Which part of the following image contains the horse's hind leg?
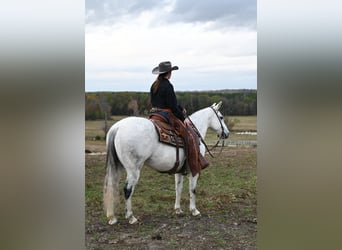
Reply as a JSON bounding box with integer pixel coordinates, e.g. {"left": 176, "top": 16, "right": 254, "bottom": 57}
{"left": 124, "top": 169, "right": 141, "bottom": 224}
{"left": 189, "top": 174, "right": 201, "bottom": 216}
{"left": 174, "top": 173, "right": 184, "bottom": 214}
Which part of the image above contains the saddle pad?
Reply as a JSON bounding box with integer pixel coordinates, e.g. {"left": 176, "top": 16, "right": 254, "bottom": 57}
{"left": 150, "top": 115, "right": 185, "bottom": 148}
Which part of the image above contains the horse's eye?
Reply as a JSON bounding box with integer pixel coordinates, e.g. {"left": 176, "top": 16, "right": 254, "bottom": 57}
{"left": 220, "top": 116, "right": 223, "bottom": 120}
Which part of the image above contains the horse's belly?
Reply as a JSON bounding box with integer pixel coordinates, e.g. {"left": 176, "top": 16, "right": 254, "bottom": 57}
{"left": 145, "top": 145, "right": 186, "bottom": 172}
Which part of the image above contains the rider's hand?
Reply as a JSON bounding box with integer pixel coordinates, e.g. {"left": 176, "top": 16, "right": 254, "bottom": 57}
{"left": 184, "top": 118, "right": 192, "bottom": 127}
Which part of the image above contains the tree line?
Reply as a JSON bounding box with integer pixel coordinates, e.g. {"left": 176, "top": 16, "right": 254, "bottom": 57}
{"left": 85, "top": 90, "right": 257, "bottom": 120}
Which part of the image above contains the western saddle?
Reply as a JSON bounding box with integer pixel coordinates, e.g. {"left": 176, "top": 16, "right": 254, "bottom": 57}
{"left": 149, "top": 108, "right": 209, "bottom": 176}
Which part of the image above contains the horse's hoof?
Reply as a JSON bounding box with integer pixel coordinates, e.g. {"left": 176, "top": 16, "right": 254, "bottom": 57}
{"left": 191, "top": 209, "right": 201, "bottom": 216}
{"left": 129, "top": 216, "right": 138, "bottom": 224}
{"left": 108, "top": 217, "right": 118, "bottom": 225}
{"left": 175, "top": 208, "right": 184, "bottom": 215}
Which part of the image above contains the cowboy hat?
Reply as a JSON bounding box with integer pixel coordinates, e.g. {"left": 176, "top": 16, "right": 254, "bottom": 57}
{"left": 152, "top": 61, "right": 179, "bottom": 74}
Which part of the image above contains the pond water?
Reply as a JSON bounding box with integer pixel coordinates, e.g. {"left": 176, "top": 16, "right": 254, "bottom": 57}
{"left": 236, "top": 131, "right": 257, "bottom": 135}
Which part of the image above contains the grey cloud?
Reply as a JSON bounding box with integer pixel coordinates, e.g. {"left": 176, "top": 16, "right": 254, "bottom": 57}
{"left": 86, "top": 0, "right": 256, "bottom": 29}
{"left": 170, "top": 0, "right": 256, "bottom": 29}
{"left": 86, "top": 0, "right": 164, "bottom": 24}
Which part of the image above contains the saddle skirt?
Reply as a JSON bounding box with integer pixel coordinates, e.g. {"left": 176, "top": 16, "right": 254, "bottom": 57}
{"left": 149, "top": 114, "right": 185, "bottom": 148}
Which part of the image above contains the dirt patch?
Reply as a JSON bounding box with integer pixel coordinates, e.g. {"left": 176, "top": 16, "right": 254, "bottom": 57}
{"left": 86, "top": 211, "right": 256, "bottom": 249}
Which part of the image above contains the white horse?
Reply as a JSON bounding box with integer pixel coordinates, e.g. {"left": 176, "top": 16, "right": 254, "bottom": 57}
{"left": 103, "top": 101, "right": 229, "bottom": 225}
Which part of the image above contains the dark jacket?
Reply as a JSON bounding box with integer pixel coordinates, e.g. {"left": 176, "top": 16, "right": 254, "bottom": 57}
{"left": 150, "top": 78, "right": 185, "bottom": 121}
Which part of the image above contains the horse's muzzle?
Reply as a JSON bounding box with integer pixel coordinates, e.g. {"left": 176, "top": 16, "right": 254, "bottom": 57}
{"left": 218, "top": 132, "right": 229, "bottom": 139}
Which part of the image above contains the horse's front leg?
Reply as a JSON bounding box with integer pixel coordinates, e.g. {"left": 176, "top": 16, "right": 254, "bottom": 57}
{"left": 174, "top": 173, "right": 184, "bottom": 214}
{"left": 189, "top": 174, "right": 201, "bottom": 216}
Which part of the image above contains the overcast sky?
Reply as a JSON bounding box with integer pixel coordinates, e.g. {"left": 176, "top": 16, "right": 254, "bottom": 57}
{"left": 85, "top": 0, "right": 256, "bottom": 92}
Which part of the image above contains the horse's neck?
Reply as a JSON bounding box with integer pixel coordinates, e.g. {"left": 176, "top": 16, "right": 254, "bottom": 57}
{"left": 189, "top": 108, "right": 210, "bottom": 139}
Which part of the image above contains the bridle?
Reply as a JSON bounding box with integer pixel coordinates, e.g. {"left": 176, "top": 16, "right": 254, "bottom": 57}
{"left": 187, "top": 107, "right": 228, "bottom": 158}
{"left": 210, "top": 106, "right": 227, "bottom": 140}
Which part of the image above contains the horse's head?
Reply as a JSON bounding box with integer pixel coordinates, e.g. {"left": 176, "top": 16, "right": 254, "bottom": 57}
{"left": 209, "top": 101, "right": 229, "bottom": 139}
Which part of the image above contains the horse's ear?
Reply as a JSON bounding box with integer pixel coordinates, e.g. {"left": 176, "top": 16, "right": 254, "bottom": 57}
{"left": 213, "top": 101, "right": 222, "bottom": 110}
{"left": 211, "top": 103, "right": 216, "bottom": 108}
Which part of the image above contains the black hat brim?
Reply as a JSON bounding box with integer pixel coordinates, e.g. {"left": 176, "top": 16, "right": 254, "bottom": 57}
{"left": 152, "top": 66, "right": 179, "bottom": 74}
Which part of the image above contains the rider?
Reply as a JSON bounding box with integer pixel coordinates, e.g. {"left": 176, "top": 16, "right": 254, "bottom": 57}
{"left": 149, "top": 61, "right": 209, "bottom": 176}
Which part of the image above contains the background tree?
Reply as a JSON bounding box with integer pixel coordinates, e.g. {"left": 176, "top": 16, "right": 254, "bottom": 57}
{"left": 85, "top": 90, "right": 257, "bottom": 119}
{"left": 99, "top": 94, "right": 111, "bottom": 138}
{"left": 127, "top": 99, "right": 139, "bottom": 116}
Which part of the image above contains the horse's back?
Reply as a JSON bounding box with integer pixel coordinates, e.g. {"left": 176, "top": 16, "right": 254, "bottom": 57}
{"left": 111, "top": 116, "right": 154, "bottom": 133}
{"left": 108, "top": 117, "right": 157, "bottom": 159}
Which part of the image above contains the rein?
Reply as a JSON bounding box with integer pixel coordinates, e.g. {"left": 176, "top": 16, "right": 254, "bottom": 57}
{"left": 208, "top": 106, "right": 227, "bottom": 156}
{"left": 186, "top": 107, "right": 227, "bottom": 158}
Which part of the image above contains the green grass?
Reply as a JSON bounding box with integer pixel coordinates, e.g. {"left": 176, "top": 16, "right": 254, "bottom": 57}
{"left": 228, "top": 116, "right": 257, "bottom": 131}
{"left": 86, "top": 147, "right": 256, "bottom": 219}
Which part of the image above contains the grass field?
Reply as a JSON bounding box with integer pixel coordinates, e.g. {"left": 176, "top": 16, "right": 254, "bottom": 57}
{"left": 85, "top": 115, "right": 257, "bottom": 249}
{"left": 228, "top": 116, "right": 257, "bottom": 131}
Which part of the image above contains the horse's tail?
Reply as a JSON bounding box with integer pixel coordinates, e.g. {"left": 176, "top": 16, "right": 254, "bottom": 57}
{"left": 103, "top": 127, "right": 121, "bottom": 223}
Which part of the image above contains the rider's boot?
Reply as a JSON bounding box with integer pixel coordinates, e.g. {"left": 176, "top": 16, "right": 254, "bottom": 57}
{"left": 198, "top": 154, "right": 210, "bottom": 170}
